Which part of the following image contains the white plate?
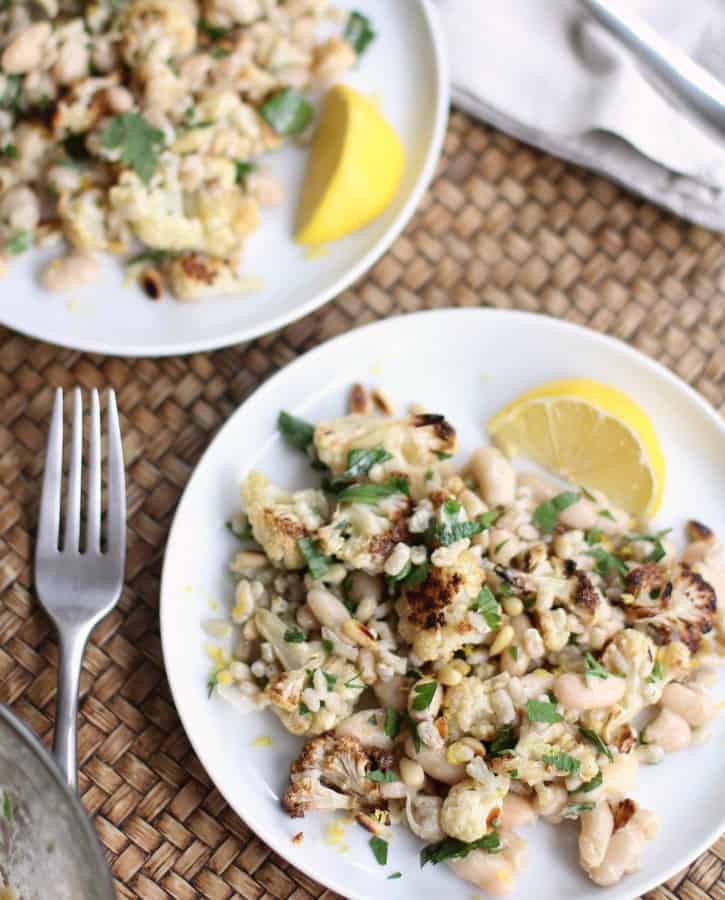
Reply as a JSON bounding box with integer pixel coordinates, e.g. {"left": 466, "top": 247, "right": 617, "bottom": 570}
{"left": 0, "top": 1, "right": 447, "bottom": 357}
{"left": 160, "top": 309, "right": 725, "bottom": 900}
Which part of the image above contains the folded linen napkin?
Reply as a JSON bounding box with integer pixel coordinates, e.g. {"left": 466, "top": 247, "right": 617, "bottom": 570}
{"left": 438, "top": 0, "right": 725, "bottom": 230}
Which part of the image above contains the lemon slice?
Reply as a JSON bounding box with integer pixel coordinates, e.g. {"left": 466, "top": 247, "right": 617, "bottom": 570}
{"left": 296, "top": 84, "right": 405, "bottom": 245}
{"left": 487, "top": 378, "right": 665, "bottom": 517}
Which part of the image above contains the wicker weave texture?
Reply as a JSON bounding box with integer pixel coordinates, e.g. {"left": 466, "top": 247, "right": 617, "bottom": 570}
{"left": 0, "top": 111, "right": 723, "bottom": 899}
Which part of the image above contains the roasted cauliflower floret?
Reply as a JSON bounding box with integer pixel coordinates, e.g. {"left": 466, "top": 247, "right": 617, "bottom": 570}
{"left": 440, "top": 771, "right": 509, "bottom": 843}
{"left": 282, "top": 734, "right": 396, "bottom": 818}
{"left": 490, "top": 721, "right": 598, "bottom": 786}
{"left": 444, "top": 676, "right": 494, "bottom": 740}
{"left": 397, "top": 550, "right": 485, "bottom": 662}
{"left": 166, "top": 253, "right": 260, "bottom": 301}
{"left": 317, "top": 493, "right": 411, "bottom": 575}
{"left": 241, "top": 471, "right": 328, "bottom": 569}
{"left": 623, "top": 563, "right": 716, "bottom": 652}
{"left": 313, "top": 413, "right": 457, "bottom": 497}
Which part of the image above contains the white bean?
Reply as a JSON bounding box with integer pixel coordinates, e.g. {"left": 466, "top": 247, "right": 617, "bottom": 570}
{"left": 40, "top": 254, "right": 99, "bottom": 292}
{"left": 2, "top": 22, "right": 51, "bottom": 74}
{"left": 602, "top": 753, "right": 639, "bottom": 799}
{"left": 661, "top": 682, "right": 716, "bottom": 727}
{"left": 449, "top": 845, "right": 518, "bottom": 896}
{"left": 579, "top": 801, "right": 614, "bottom": 871}
{"left": 373, "top": 674, "right": 410, "bottom": 712}
{"left": 559, "top": 497, "right": 597, "bottom": 531}
{"left": 554, "top": 673, "right": 626, "bottom": 710}
{"left": 399, "top": 757, "right": 425, "bottom": 790}
{"left": 589, "top": 824, "right": 646, "bottom": 886}
{"left": 335, "top": 709, "right": 393, "bottom": 749}
{"left": 408, "top": 679, "right": 442, "bottom": 721}
{"left": 106, "top": 85, "right": 134, "bottom": 114}
{"left": 0, "top": 185, "right": 39, "bottom": 231}
{"left": 404, "top": 737, "right": 466, "bottom": 785}
{"left": 534, "top": 782, "right": 567, "bottom": 818}
{"left": 469, "top": 447, "right": 516, "bottom": 506}
{"left": 53, "top": 37, "right": 89, "bottom": 84}
{"left": 489, "top": 528, "right": 520, "bottom": 565}
{"left": 516, "top": 472, "right": 557, "bottom": 503}
{"left": 306, "top": 586, "right": 349, "bottom": 629}
{"left": 500, "top": 794, "right": 537, "bottom": 830}
{"left": 643, "top": 708, "right": 692, "bottom": 752}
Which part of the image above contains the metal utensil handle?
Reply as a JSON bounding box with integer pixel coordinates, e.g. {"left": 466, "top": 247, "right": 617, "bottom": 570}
{"left": 53, "top": 624, "right": 91, "bottom": 792}
{"left": 580, "top": 0, "right": 725, "bottom": 138}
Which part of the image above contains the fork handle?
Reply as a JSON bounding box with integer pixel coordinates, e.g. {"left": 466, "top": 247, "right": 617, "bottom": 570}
{"left": 53, "top": 625, "right": 91, "bottom": 792}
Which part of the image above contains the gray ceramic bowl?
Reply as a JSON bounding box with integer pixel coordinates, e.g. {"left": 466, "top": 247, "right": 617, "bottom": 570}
{"left": 0, "top": 706, "right": 115, "bottom": 899}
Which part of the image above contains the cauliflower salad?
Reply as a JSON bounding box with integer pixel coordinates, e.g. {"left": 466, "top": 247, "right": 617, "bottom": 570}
{"left": 0, "top": 0, "right": 370, "bottom": 300}
{"left": 206, "top": 383, "right": 725, "bottom": 895}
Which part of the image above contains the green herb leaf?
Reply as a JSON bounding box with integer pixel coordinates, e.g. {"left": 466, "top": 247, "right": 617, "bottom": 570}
{"left": 388, "top": 561, "right": 428, "bottom": 596}
{"left": 576, "top": 772, "right": 603, "bottom": 793}
{"left": 128, "top": 249, "right": 174, "bottom": 267}
{"left": 0, "top": 75, "right": 21, "bottom": 111}
{"left": 420, "top": 832, "right": 501, "bottom": 867}
{"left": 322, "top": 638, "right": 334, "bottom": 653}
{"left": 580, "top": 486, "right": 597, "bottom": 502}
{"left": 344, "top": 10, "right": 376, "bottom": 56}
{"left": 198, "top": 18, "right": 227, "bottom": 40}
{"left": 532, "top": 491, "right": 580, "bottom": 533}
{"left": 6, "top": 228, "right": 30, "bottom": 255}
{"left": 585, "top": 528, "right": 604, "bottom": 546}
{"left": 487, "top": 726, "right": 517, "bottom": 757}
{"left": 435, "top": 451, "right": 453, "bottom": 460}
{"left": 368, "top": 714, "right": 378, "bottom": 725}
{"left": 261, "top": 87, "right": 314, "bottom": 135}
{"left": 297, "top": 537, "right": 333, "bottom": 580}
{"left": 284, "top": 628, "right": 305, "bottom": 643}
{"left": 337, "top": 477, "right": 409, "bottom": 504}
{"left": 207, "top": 673, "right": 218, "bottom": 698}
{"left": 2, "top": 790, "right": 12, "bottom": 822}
{"left": 543, "top": 750, "right": 580, "bottom": 774}
{"left": 598, "top": 509, "right": 615, "bottom": 521}
{"left": 586, "top": 546, "right": 628, "bottom": 580}
{"left": 579, "top": 726, "right": 613, "bottom": 761}
{"left": 471, "top": 585, "right": 501, "bottom": 629}
{"left": 562, "top": 802, "right": 595, "bottom": 819}
{"left": 646, "top": 659, "right": 664, "bottom": 685}
{"left": 411, "top": 681, "right": 437, "bottom": 711}
{"left": 434, "top": 508, "right": 499, "bottom": 546}
{"left": 330, "top": 447, "right": 393, "bottom": 489}
{"left": 625, "top": 529, "right": 672, "bottom": 564}
{"left": 402, "top": 712, "right": 421, "bottom": 752}
{"left": 101, "top": 113, "right": 164, "bottom": 183}
{"left": 584, "top": 652, "right": 609, "bottom": 680}
{"left": 298, "top": 702, "right": 312, "bottom": 716}
{"left": 509, "top": 646, "right": 519, "bottom": 660}
{"left": 1, "top": 143, "right": 18, "bottom": 159}
{"left": 384, "top": 708, "right": 401, "bottom": 739}
{"left": 387, "top": 872, "right": 402, "bottom": 880}
{"left": 368, "top": 769, "right": 398, "bottom": 783}
{"left": 526, "top": 699, "right": 562, "bottom": 724}
{"left": 235, "top": 160, "right": 256, "bottom": 188}
{"left": 344, "top": 673, "right": 365, "bottom": 690}
{"left": 211, "top": 45, "right": 231, "bottom": 58}
{"left": 369, "top": 836, "right": 388, "bottom": 865}
{"left": 278, "top": 410, "right": 315, "bottom": 453}
{"left": 322, "top": 672, "right": 337, "bottom": 689}
{"left": 226, "top": 518, "right": 254, "bottom": 541}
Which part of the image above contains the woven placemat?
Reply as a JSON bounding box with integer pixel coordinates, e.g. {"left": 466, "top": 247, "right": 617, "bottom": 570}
{"left": 1, "top": 109, "right": 724, "bottom": 900}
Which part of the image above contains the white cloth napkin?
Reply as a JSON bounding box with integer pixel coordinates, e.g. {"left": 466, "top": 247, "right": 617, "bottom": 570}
{"left": 438, "top": 0, "right": 725, "bottom": 230}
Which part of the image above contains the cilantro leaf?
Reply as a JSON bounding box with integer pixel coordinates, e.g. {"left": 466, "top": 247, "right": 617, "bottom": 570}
{"left": 543, "top": 750, "right": 580, "bottom": 774}
{"left": 101, "top": 113, "right": 164, "bottom": 183}
{"left": 235, "top": 160, "right": 256, "bottom": 188}
{"left": 261, "top": 88, "right": 314, "bottom": 135}
{"left": 625, "top": 529, "right": 672, "bottom": 564}
{"left": 411, "top": 681, "right": 437, "bottom": 711}
{"left": 471, "top": 585, "right": 501, "bottom": 629}
{"left": 389, "top": 560, "right": 428, "bottom": 594}
{"left": 328, "top": 447, "right": 393, "bottom": 490}
{"left": 433, "top": 501, "right": 499, "bottom": 546}
{"left": 420, "top": 832, "right": 501, "bottom": 866}
{"left": 383, "top": 708, "right": 401, "bottom": 738}
{"left": 532, "top": 491, "right": 580, "bottom": 533}
{"left": 584, "top": 652, "right": 610, "bottom": 680}
{"left": 322, "top": 638, "right": 334, "bottom": 653}
{"left": 487, "top": 726, "right": 517, "bottom": 757}
{"left": 576, "top": 772, "right": 603, "bottom": 793}
{"left": 368, "top": 769, "right": 398, "bottom": 783}
{"left": 337, "top": 477, "right": 409, "bottom": 504}
{"left": 207, "top": 673, "right": 218, "bottom": 698}
{"left": 579, "top": 726, "right": 613, "bottom": 761}
{"left": 435, "top": 451, "right": 453, "bottom": 460}
{"left": 226, "top": 518, "right": 253, "bottom": 541}
{"left": 526, "top": 699, "right": 562, "bottom": 723}
{"left": 388, "top": 872, "right": 402, "bottom": 880}
{"left": 278, "top": 410, "right": 315, "bottom": 453}
{"left": 344, "top": 11, "right": 376, "bottom": 56}
{"left": 586, "top": 546, "right": 628, "bottom": 580}
{"left": 585, "top": 527, "right": 604, "bottom": 546}
{"left": 323, "top": 672, "right": 337, "bottom": 689}
{"left": 369, "top": 836, "right": 388, "bottom": 865}
{"left": 402, "top": 712, "right": 421, "bottom": 752}
{"left": 284, "top": 628, "right": 305, "bottom": 643}
{"left": 297, "top": 537, "right": 333, "bottom": 580}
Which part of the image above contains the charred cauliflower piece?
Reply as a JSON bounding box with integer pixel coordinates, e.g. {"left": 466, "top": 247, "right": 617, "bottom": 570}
{"left": 317, "top": 494, "right": 411, "bottom": 575}
{"left": 397, "top": 550, "right": 485, "bottom": 662}
{"left": 623, "top": 563, "right": 716, "bottom": 652}
{"left": 241, "top": 471, "right": 328, "bottom": 569}
{"left": 313, "top": 413, "right": 457, "bottom": 497}
{"left": 440, "top": 773, "right": 509, "bottom": 843}
{"left": 283, "top": 733, "right": 397, "bottom": 818}
{"left": 445, "top": 676, "right": 495, "bottom": 740}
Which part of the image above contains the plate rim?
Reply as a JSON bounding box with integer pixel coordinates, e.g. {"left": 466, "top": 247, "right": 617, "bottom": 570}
{"left": 160, "top": 307, "right": 725, "bottom": 899}
{"left": 0, "top": 0, "right": 449, "bottom": 358}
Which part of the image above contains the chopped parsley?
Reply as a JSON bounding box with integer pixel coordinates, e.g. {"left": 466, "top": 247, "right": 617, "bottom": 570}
{"left": 369, "top": 835, "right": 388, "bottom": 865}
{"left": 368, "top": 769, "right": 398, "bottom": 783}
{"left": 532, "top": 491, "right": 580, "bottom": 533}
{"left": 420, "top": 832, "right": 501, "bottom": 866}
{"left": 585, "top": 527, "right": 604, "bottom": 546}
{"left": 2, "top": 790, "right": 12, "bottom": 822}
{"left": 646, "top": 659, "right": 664, "bottom": 685}
{"left": 284, "top": 628, "right": 305, "bottom": 643}
{"left": 387, "top": 872, "right": 402, "bottom": 880}
{"left": 337, "top": 477, "right": 409, "bottom": 504}
{"left": 211, "top": 46, "right": 231, "bottom": 58}
{"left": 388, "top": 560, "right": 429, "bottom": 595}
{"left": 344, "top": 673, "right": 365, "bottom": 690}
{"left": 329, "top": 447, "right": 393, "bottom": 490}
{"left": 543, "top": 750, "right": 580, "bottom": 774}
{"left": 344, "top": 10, "right": 376, "bottom": 56}
{"left": 322, "top": 672, "right": 337, "bottom": 689}
{"left": 298, "top": 702, "right": 312, "bottom": 716}
{"left": 487, "top": 726, "right": 517, "bottom": 757}
{"left": 526, "top": 699, "right": 562, "bottom": 724}
{"left": 322, "top": 638, "right": 334, "bottom": 654}
{"left": 6, "top": 228, "right": 30, "bottom": 255}
{"left": 576, "top": 772, "right": 603, "bottom": 793}
{"left": 198, "top": 19, "right": 227, "bottom": 40}
{"left": 433, "top": 499, "right": 499, "bottom": 546}
{"left": 509, "top": 646, "right": 519, "bottom": 660}
{"left": 625, "top": 529, "right": 672, "bottom": 564}
{"left": 1, "top": 143, "right": 18, "bottom": 159}
{"left": 402, "top": 712, "right": 422, "bottom": 752}
{"left": 471, "top": 585, "right": 501, "bottom": 629}
{"left": 586, "top": 546, "right": 627, "bottom": 580}
{"left": 384, "top": 708, "right": 401, "bottom": 738}
{"left": 127, "top": 248, "right": 174, "bottom": 267}
{"left": 207, "top": 673, "right": 218, "bottom": 698}
{"left": 101, "top": 112, "right": 164, "bottom": 183}
{"left": 411, "top": 681, "right": 437, "bottom": 711}
{"left": 493, "top": 539, "right": 509, "bottom": 554}
{"left": 297, "top": 537, "right": 333, "bottom": 580}
{"left": 234, "top": 160, "right": 256, "bottom": 189}
{"left": 0, "top": 75, "right": 21, "bottom": 112}
{"left": 562, "top": 802, "right": 595, "bottom": 819}
{"left": 584, "top": 652, "right": 609, "bottom": 680}
{"left": 598, "top": 509, "right": 615, "bottom": 521}
{"left": 580, "top": 486, "right": 597, "bottom": 502}
{"left": 226, "top": 518, "right": 253, "bottom": 541}
{"left": 368, "top": 715, "right": 378, "bottom": 726}
{"left": 261, "top": 88, "right": 314, "bottom": 135}
{"left": 278, "top": 410, "right": 315, "bottom": 454}
{"left": 435, "top": 451, "right": 453, "bottom": 460}
{"left": 579, "top": 726, "right": 613, "bottom": 761}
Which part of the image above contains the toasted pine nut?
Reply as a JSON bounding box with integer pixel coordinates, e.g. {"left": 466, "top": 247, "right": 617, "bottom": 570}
{"left": 489, "top": 625, "right": 515, "bottom": 657}
{"left": 438, "top": 663, "right": 463, "bottom": 687}
{"left": 399, "top": 757, "right": 425, "bottom": 789}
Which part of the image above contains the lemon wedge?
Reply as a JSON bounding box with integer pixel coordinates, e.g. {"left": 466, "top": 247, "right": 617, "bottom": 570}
{"left": 487, "top": 378, "right": 665, "bottom": 517}
{"left": 296, "top": 84, "right": 405, "bottom": 245}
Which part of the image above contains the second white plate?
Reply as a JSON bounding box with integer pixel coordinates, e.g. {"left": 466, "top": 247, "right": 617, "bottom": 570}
{"left": 160, "top": 309, "right": 725, "bottom": 900}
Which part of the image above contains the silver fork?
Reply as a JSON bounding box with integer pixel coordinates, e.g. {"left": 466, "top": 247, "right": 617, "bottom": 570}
{"left": 35, "top": 388, "right": 126, "bottom": 792}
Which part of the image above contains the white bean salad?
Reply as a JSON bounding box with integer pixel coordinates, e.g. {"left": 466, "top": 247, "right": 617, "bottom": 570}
{"left": 208, "top": 384, "right": 725, "bottom": 894}
{"left": 0, "top": 1, "right": 369, "bottom": 300}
